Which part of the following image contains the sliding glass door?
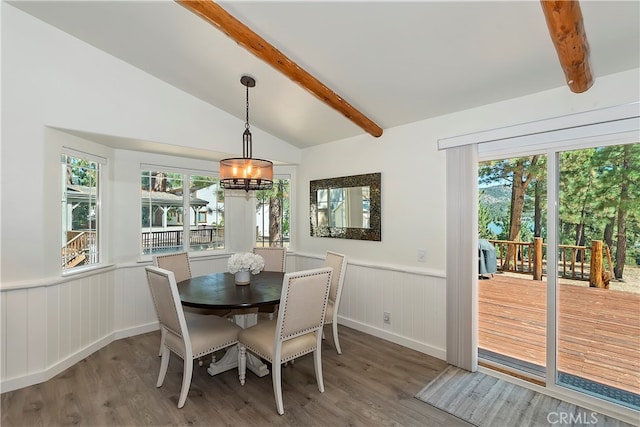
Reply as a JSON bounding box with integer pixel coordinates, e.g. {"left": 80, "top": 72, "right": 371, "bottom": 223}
{"left": 478, "top": 141, "right": 639, "bottom": 410}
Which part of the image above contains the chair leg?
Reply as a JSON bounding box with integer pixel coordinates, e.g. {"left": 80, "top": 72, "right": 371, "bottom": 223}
{"left": 158, "top": 327, "right": 166, "bottom": 357}
{"left": 332, "top": 321, "right": 342, "bottom": 354}
{"left": 272, "top": 360, "right": 284, "bottom": 415}
{"left": 157, "top": 346, "right": 170, "bottom": 387}
{"left": 238, "top": 344, "right": 247, "bottom": 386}
{"left": 177, "top": 357, "right": 193, "bottom": 408}
{"left": 313, "top": 348, "right": 325, "bottom": 393}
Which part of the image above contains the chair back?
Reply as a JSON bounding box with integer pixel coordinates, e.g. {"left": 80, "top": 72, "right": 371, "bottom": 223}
{"left": 145, "top": 266, "right": 187, "bottom": 341}
{"left": 253, "top": 247, "right": 286, "bottom": 273}
{"left": 154, "top": 252, "right": 192, "bottom": 283}
{"left": 323, "top": 251, "right": 347, "bottom": 303}
{"left": 276, "top": 267, "right": 333, "bottom": 341}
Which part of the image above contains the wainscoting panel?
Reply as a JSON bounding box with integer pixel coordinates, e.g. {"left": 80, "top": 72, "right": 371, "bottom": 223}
{"left": 113, "top": 267, "right": 156, "bottom": 336}
{"left": 1, "top": 268, "right": 117, "bottom": 393}
{"left": 1, "top": 254, "right": 446, "bottom": 392}
{"left": 294, "top": 253, "right": 447, "bottom": 359}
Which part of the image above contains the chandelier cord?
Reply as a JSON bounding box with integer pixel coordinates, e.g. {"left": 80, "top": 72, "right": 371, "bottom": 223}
{"left": 243, "top": 82, "right": 252, "bottom": 158}
{"left": 245, "top": 84, "right": 250, "bottom": 131}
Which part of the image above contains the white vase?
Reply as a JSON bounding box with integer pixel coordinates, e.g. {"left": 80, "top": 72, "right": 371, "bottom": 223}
{"left": 234, "top": 269, "right": 251, "bottom": 285}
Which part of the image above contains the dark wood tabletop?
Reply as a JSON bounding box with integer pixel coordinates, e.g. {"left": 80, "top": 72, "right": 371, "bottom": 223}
{"left": 177, "top": 271, "right": 284, "bottom": 309}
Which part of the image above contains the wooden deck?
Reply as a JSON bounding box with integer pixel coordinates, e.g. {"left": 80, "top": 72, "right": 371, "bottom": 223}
{"left": 478, "top": 273, "right": 640, "bottom": 394}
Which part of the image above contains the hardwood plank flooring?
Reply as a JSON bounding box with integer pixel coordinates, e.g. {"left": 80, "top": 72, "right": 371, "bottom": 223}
{"left": 1, "top": 326, "right": 470, "bottom": 427}
{"left": 479, "top": 274, "right": 640, "bottom": 393}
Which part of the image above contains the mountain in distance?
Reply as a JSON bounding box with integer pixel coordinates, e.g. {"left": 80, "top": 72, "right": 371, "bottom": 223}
{"left": 479, "top": 184, "right": 510, "bottom": 220}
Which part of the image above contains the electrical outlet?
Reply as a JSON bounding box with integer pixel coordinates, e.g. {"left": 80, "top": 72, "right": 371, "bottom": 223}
{"left": 383, "top": 312, "right": 391, "bottom": 324}
{"left": 417, "top": 248, "right": 426, "bottom": 262}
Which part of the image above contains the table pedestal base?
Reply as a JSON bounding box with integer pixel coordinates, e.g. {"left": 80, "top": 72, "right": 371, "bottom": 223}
{"left": 206, "top": 312, "right": 270, "bottom": 378}
{"left": 206, "top": 347, "right": 269, "bottom": 377}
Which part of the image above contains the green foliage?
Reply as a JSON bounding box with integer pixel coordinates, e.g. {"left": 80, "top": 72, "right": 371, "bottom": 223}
{"left": 478, "top": 193, "right": 498, "bottom": 239}
{"left": 65, "top": 156, "right": 97, "bottom": 187}
{"left": 256, "top": 179, "right": 290, "bottom": 244}
{"left": 479, "top": 143, "right": 640, "bottom": 273}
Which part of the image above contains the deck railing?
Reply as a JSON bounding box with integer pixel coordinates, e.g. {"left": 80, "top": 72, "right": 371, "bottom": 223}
{"left": 488, "top": 238, "right": 611, "bottom": 287}
{"left": 62, "top": 231, "right": 96, "bottom": 267}
{"left": 141, "top": 226, "right": 224, "bottom": 252}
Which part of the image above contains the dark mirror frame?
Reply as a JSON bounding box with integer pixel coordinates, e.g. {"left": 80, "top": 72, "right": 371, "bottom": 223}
{"left": 310, "top": 172, "right": 381, "bottom": 241}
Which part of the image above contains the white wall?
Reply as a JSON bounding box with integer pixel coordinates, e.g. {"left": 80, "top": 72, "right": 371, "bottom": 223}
{"left": 294, "top": 67, "right": 640, "bottom": 374}
{"left": 1, "top": 1, "right": 639, "bottom": 397}
{"left": 0, "top": 3, "right": 297, "bottom": 391}
{"left": 1, "top": 3, "right": 300, "bottom": 282}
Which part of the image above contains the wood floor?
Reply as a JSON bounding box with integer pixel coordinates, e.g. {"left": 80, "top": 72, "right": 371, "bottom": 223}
{"left": 479, "top": 273, "right": 640, "bottom": 393}
{"left": 1, "top": 326, "right": 471, "bottom": 427}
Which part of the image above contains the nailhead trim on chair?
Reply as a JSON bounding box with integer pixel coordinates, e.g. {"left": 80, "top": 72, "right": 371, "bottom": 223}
{"left": 279, "top": 272, "right": 329, "bottom": 341}
{"left": 192, "top": 339, "right": 239, "bottom": 358}
{"left": 242, "top": 341, "right": 317, "bottom": 364}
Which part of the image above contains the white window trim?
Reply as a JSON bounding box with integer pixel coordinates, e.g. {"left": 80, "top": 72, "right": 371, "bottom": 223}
{"left": 61, "top": 148, "right": 107, "bottom": 276}
{"left": 139, "top": 164, "right": 224, "bottom": 256}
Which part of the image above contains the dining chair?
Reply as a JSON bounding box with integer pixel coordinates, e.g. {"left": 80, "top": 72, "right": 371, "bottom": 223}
{"left": 237, "top": 267, "right": 333, "bottom": 415}
{"left": 153, "top": 252, "right": 192, "bottom": 283}
{"left": 253, "top": 247, "right": 286, "bottom": 320}
{"left": 253, "top": 246, "right": 286, "bottom": 272}
{"left": 153, "top": 252, "right": 232, "bottom": 357}
{"left": 145, "top": 266, "right": 242, "bottom": 408}
{"left": 322, "top": 251, "right": 348, "bottom": 354}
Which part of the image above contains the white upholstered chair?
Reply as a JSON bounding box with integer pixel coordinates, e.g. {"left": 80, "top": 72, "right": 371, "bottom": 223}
{"left": 253, "top": 247, "right": 286, "bottom": 319}
{"left": 322, "top": 251, "right": 348, "bottom": 354}
{"left": 145, "top": 266, "right": 242, "bottom": 408}
{"left": 153, "top": 252, "right": 192, "bottom": 283}
{"left": 153, "top": 252, "right": 231, "bottom": 356}
{"left": 237, "top": 267, "right": 333, "bottom": 415}
{"left": 154, "top": 253, "right": 196, "bottom": 356}
{"left": 253, "top": 246, "right": 286, "bottom": 272}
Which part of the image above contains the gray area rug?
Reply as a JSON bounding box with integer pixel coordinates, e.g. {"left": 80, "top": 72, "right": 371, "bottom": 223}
{"left": 415, "top": 365, "right": 636, "bottom": 427}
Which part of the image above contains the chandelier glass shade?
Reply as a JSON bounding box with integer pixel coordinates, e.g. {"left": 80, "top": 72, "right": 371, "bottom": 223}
{"left": 220, "top": 75, "right": 273, "bottom": 192}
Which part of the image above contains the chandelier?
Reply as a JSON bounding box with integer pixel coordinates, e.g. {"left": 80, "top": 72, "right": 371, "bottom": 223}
{"left": 219, "top": 75, "right": 274, "bottom": 192}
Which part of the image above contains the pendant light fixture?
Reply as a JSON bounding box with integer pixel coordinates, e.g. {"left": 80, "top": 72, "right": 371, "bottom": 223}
{"left": 219, "top": 75, "right": 273, "bottom": 192}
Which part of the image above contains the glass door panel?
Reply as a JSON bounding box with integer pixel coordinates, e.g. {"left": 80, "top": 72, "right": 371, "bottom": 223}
{"left": 557, "top": 143, "right": 640, "bottom": 410}
{"left": 478, "top": 155, "right": 548, "bottom": 378}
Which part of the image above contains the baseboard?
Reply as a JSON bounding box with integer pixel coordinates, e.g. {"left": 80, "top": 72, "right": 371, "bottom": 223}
{"left": 1, "top": 316, "right": 440, "bottom": 394}
{"left": 113, "top": 321, "right": 159, "bottom": 340}
{"left": 0, "top": 321, "right": 159, "bottom": 394}
{"left": 338, "top": 316, "right": 446, "bottom": 361}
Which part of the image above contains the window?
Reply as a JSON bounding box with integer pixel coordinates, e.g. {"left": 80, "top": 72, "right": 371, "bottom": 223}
{"left": 141, "top": 168, "right": 224, "bottom": 255}
{"left": 255, "top": 178, "right": 290, "bottom": 247}
{"left": 62, "top": 151, "right": 103, "bottom": 271}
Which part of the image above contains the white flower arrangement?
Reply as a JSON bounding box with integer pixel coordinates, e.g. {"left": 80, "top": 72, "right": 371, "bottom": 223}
{"left": 228, "top": 252, "right": 265, "bottom": 275}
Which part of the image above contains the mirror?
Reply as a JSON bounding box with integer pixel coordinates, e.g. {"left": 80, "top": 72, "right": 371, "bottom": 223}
{"left": 310, "top": 173, "right": 381, "bottom": 241}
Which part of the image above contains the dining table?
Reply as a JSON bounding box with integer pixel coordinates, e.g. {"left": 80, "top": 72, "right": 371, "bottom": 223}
{"left": 177, "top": 271, "right": 284, "bottom": 378}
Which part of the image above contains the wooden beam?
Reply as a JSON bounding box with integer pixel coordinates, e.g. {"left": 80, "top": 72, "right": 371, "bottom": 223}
{"left": 177, "top": 0, "right": 383, "bottom": 138}
{"left": 540, "top": 0, "right": 593, "bottom": 93}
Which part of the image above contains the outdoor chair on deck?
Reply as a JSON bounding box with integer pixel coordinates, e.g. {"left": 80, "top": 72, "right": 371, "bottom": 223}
{"left": 237, "top": 267, "right": 333, "bottom": 415}
{"left": 478, "top": 239, "right": 497, "bottom": 280}
{"left": 145, "top": 266, "right": 242, "bottom": 408}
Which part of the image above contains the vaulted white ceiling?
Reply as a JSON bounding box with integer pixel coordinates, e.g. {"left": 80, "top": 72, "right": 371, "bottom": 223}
{"left": 9, "top": 1, "right": 640, "bottom": 148}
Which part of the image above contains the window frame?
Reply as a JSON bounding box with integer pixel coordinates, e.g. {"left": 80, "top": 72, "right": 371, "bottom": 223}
{"left": 255, "top": 175, "right": 291, "bottom": 248}
{"left": 140, "top": 165, "right": 225, "bottom": 256}
{"left": 61, "top": 148, "right": 106, "bottom": 275}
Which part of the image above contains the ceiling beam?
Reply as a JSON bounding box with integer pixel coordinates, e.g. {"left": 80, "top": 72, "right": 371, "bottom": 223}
{"left": 540, "top": 0, "right": 593, "bottom": 93}
{"left": 177, "top": 0, "right": 383, "bottom": 138}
